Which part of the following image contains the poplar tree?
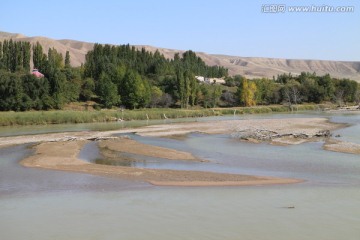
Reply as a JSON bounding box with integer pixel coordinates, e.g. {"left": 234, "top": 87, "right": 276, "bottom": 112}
{"left": 33, "top": 42, "right": 44, "bottom": 70}
{"left": 238, "top": 78, "right": 257, "bottom": 106}
{"left": 65, "top": 51, "right": 71, "bottom": 68}
{"left": 0, "top": 42, "right": 3, "bottom": 68}
{"left": 22, "top": 42, "right": 31, "bottom": 72}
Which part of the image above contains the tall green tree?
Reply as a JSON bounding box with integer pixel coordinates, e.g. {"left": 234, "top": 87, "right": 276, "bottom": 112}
{"left": 0, "top": 42, "right": 3, "bottom": 69}
{"left": 0, "top": 71, "right": 23, "bottom": 110}
{"left": 21, "top": 74, "right": 51, "bottom": 110}
{"left": 22, "top": 42, "right": 31, "bottom": 72}
{"left": 97, "top": 73, "right": 120, "bottom": 108}
{"left": 120, "top": 70, "right": 150, "bottom": 109}
{"left": 80, "top": 78, "right": 95, "bottom": 101}
{"left": 47, "top": 48, "right": 64, "bottom": 70}
{"left": 32, "top": 42, "right": 44, "bottom": 70}
{"left": 65, "top": 51, "right": 71, "bottom": 68}
{"left": 2, "top": 41, "right": 9, "bottom": 70}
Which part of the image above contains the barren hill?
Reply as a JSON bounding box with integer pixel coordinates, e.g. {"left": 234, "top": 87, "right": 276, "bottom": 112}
{"left": 1, "top": 31, "right": 359, "bottom": 81}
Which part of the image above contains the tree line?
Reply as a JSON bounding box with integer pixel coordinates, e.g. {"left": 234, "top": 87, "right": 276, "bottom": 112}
{"left": 0, "top": 41, "right": 81, "bottom": 110}
{"left": 83, "top": 44, "right": 228, "bottom": 109}
{"left": 0, "top": 39, "right": 31, "bottom": 73}
{"left": 0, "top": 40, "right": 359, "bottom": 111}
{"left": 223, "top": 72, "right": 359, "bottom": 107}
{"left": 0, "top": 41, "right": 228, "bottom": 111}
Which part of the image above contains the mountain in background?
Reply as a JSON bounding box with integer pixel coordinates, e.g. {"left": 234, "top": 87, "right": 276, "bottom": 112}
{"left": 1, "top": 31, "right": 359, "bottom": 81}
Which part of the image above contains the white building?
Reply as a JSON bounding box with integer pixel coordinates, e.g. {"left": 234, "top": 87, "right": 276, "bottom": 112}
{"left": 195, "top": 76, "right": 225, "bottom": 85}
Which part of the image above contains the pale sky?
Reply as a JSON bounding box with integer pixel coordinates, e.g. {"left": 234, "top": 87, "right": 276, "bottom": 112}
{"left": 1, "top": 0, "right": 359, "bottom": 61}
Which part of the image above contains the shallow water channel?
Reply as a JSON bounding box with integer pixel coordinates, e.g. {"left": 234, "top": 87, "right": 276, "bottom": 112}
{"left": 1, "top": 112, "right": 359, "bottom": 240}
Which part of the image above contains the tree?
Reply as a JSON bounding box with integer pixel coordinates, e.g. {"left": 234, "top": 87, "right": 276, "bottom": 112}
{"left": 334, "top": 89, "right": 344, "bottom": 107}
{"left": 355, "top": 84, "right": 360, "bottom": 105}
{"left": 2, "top": 41, "right": 9, "bottom": 70}
{"left": 51, "top": 70, "right": 67, "bottom": 109}
{"left": 80, "top": 78, "right": 95, "bottom": 101}
{"left": 97, "top": 73, "right": 120, "bottom": 108}
{"left": 150, "top": 86, "right": 163, "bottom": 107}
{"left": 318, "top": 74, "right": 335, "bottom": 101}
{"left": 335, "top": 79, "right": 358, "bottom": 104}
{"left": 282, "top": 80, "right": 302, "bottom": 110}
{"left": 120, "top": 70, "right": 149, "bottom": 109}
{"left": 221, "top": 90, "right": 236, "bottom": 107}
{"left": 0, "top": 71, "right": 23, "bottom": 110}
{"left": 47, "top": 48, "right": 64, "bottom": 70}
{"left": 158, "top": 93, "right": 173, "bottom": 107}
{"left": 211, "top": 85, "right": 222, "bottom": 107}
{"left": 21, "top": 74, "right": 51, "bottom": 110}
{"left": 65, "top": 51, "right": 71, "bottom": 68}
{"left": 33, "top": 42, "right": 44, "bottom": 70}
{"left": 237, "top": 78, "right": 257, "bottom": 106}
{"left": 0, "top": 42, "right": 3, "bottom": 69}
{"left": 198, "top": 84, "right": 222, "bottom": 108}
{"left": 176, "top": 69, "right": 187, "bottom": 108}
{"left": 22, "top": 42, "right": 31, "bottom": 72}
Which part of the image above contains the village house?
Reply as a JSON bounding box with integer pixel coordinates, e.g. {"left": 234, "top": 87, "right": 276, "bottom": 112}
{"left": 195, "top": 76, "right": 225, "bottom": 85}
{"left": 31, "top": 69, "right": 44, "bottom": 78}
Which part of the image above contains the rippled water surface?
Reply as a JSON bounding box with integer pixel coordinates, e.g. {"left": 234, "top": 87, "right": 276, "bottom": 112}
{"left": 1, "top": 112, "right": 359, "bottom": 240}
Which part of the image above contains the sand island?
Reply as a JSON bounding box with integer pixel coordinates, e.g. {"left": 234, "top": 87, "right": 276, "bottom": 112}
{"left": 1, "top": 117, "right": 358, "bottom": 187}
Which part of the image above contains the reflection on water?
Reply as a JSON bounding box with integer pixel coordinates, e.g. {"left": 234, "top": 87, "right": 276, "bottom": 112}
{"left": 1, "top": 112, "right": 360, "bottom": 240}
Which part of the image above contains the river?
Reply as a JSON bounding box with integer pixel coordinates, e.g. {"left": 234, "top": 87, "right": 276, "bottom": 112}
{"left": 0, "top": 112, "right": 359, "bottom": 240}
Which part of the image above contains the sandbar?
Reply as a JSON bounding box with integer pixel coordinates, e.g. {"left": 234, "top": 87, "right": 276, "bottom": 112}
{"left": 20, "top": 140, "right": 302, "bottom": 187}
{"left": 324, "top": 139, "right": 360, "bottom": 154}
{"left": 6, "top": 117, "right": 356, "bottom": 186}
{"left": 98, "top": 138, "right": 198, "bottom": 161}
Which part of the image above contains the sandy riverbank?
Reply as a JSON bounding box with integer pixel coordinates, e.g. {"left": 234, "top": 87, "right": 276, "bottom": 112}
{"left": 0, "top": 117, "right": 344, "bottom": 147}
{"left": 20, "top": 140, "right": 302, "bottom": 186}
{"left": 5, "top": 117, "right": 356, "bottom": 186}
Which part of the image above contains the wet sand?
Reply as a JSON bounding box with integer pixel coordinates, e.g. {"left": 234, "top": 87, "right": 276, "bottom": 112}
{"left": 5, "top": 117, "right": 356, "bottom": 186}
{"left": 98, "top": 138, "right": 198, "bottom": 161}
{"left": 20, "top": 141, "right": 302, "bottom": 186}
{"left": 0, "top": 117, "right": 343, "bottom": 146}
{"left": 324, "top": 139, "right": 360, "bottom": 155}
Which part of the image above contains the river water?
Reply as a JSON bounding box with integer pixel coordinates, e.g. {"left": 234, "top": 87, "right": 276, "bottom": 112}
{"left": 0, "top": 112, "right": 359, "bottom": 240}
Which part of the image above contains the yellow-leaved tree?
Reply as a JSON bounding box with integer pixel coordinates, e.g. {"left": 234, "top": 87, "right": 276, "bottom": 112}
{"left": 237, "top": 78, "right": 257, "bottom": 106}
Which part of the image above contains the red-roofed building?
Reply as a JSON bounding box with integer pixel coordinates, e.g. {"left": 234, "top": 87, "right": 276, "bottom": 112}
{"left": 31, "top": 69, "right": 44, "bottom": 78}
